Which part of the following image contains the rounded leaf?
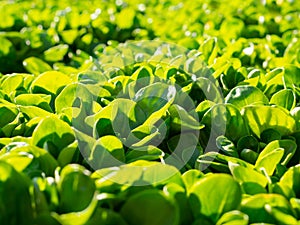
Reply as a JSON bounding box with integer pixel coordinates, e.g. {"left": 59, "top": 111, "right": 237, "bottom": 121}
{"left": 189, "top": 174, "right": 242, "bottom": 222}
{"left": 120, "top": 189, "right": 179, "bottom": 225}
{"left": 30, "top": 71, "right": 71, "bottom": 96}
{"left": 270, "top": 89, "right": 296, "bottom": 111}
{"left": 242, "top": 105, "right": 296, "bottom": 138}
{"left": 225, "top": 85, "right": 268, "bottom": 110}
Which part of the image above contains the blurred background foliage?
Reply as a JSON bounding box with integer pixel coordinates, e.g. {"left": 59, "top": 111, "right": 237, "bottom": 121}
{"left": 0, "top": 0, "right": 299, "bottom": 74}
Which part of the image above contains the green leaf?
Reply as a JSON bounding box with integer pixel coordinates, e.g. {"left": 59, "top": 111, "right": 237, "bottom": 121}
{"left": 15, "top": 94, "right": 52, "bottom": 112}
{"left": 126, "top": 122, "right": 165, "bottom": 148}
{"left": 0, "top": 74, "right": 24, "bottom": 96}
{"left": 92, "top": 164, "right": 143, "bottom": 192}
{"left": 260, "top": 140, "right": 297, "bottom": 166}
{"left": 169, "top": 104, "right": 203, "bottom": 132}
{"left": 167, "top": 133, "right": 202, "bottom": 168}
{"left": 44, "top": 44, "right": 69, "bottom": 62}
{"left": 120, "top": 189, "right": 179, "bottom": 225}
{"left": 219, "top": 17, "right": 244, "bottom": 41}
{"left": 195, "top": 100, "right": 216, "bottom": 120}
{"left": 116, "top": 7, "right": 136, "bottom": 29}
{"left": 189, "top": 174, "right": 242, "bottom": 223}
{"left": 241, "top": 194, "right": 294, "bottom": 224}
{"left": 133, "top": 82, "right": 176, "bottom": 118}
{"left": 181, "top": 169, "right": 204, "bottom": 192}
{"left": 1, "top": 113, "right": 22, "bottom": 137}
{"left": 241, "top": 182, "right": 267, "bottom": 195}
{"left": 163, "top": 183, "right": 193, "bottom": 225}
{"left": 57, "top": 141, "right": 79, "bottom": 167}
{"left": 199, "top": 37, "right": 218, "bottom": 65}
{"left": 196, "top": 151, "right": 249, "bottom": 173}
{"left": 125, "top": 145, "right": 164, "bottom": 163}
{"left": 291, "top": 107, "right": 300, "bottom": 129}
{"left": 279, "top": 165, "right": 300, "bottom": 198}
{"left": 228, "top": 161, "right": 268, "bottom": 187}
{"left": 270, "top": 89, "right": 296, "bottom": 111}
{"left": 255, "top": 147, "right": 284, "bottom": 176}
{"left": 225, "top": 85, "right": 268, "bottom": 110}
{"left": 0, "top": 37, "right": 16, "bottom": 73}
{"left": 32, "top": 116, "right": 75, "bottom": 158}
{"left": 221, "top": 66, "right": 247, "bottom": 90}
{"left": 53, "top": 63, "right": 79, "bottom": 74}
{"left": 237, "top": 135, "right": 259, "bottom": 152}
{"left": 19, "top": 105, "right": 52, "bottom": 120}
{"left": 283, "top": 65, "right": 300, "bottom": 91}
{"left": 52, "top": 195, "right": 98, "bottom": 225}
{"left": 0, "top": 161, "right": 34, "bottom": 225}
{"left": 240, "top": 149, "right": 258, "bottom": 164}
{"left": 88, "top": 135, "right": 125, "bottom": 169}
{"left": 201, "top": 103, "right": 249, "bottom": 143}
{"left": 0, "top": 145, "right": 58, "bottom": 176}
{"left": 216, "top": 210, "right": 249, "bottom": 225}
{"left": 263, "top": 67, "right": 284, "bottom": 99}
{"left": 140, "top": 162, "right": 183, "bottom": 187}
{"left": 0, "top": 32, "right": 14, "bottom": 50}
{"left": 0, "top": 9, "right": 14, "bottom": 28}
{"left": 242, "top": 105, "right": 296, "bottom": 138}
{"left": 265, "top": 204, "right": 298, "bottom": 225}
{"left": 0, "top": 104, "right": 18, "bottom": 127}
{"left": 77, "top": 70, "right": 108, "bottom": 85}
{"left": 290, "top": 198, "right": 300, "bottom": 218}
{"left": 57, "top": 164, "right": 96, "bottom": 213}
{"left": 193, "top": 77, "right": 224, "bottom": 104}
{"left": 55, "top": 83, "right": 93, "bottom": 113}
{"left": 60, "top": 29, "right": 78, "bottom": 45}
{"left": 260, "top": 128, "right": 281, "bottom": 143}
{"left": 85, "top": 208, "right": 128, "bottom": 225}
{"left": 93, "top": 98, "right": 146, "bottom": 139}
{"left": 23, "top": 57, "right": 52, "bottom": 75}
{"left": 216, "top": 135, "right": 239, "bottom": 157}
{"left": 30, "top": 71, "right": 72, "bottom": 96}
{"left": 177, "top": 37, "right": 200, "bottom": 50}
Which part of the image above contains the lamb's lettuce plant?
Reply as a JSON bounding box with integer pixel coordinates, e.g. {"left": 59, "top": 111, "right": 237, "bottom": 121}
{"left": 0, "top": 0, "right": 300, "bottom": 224}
